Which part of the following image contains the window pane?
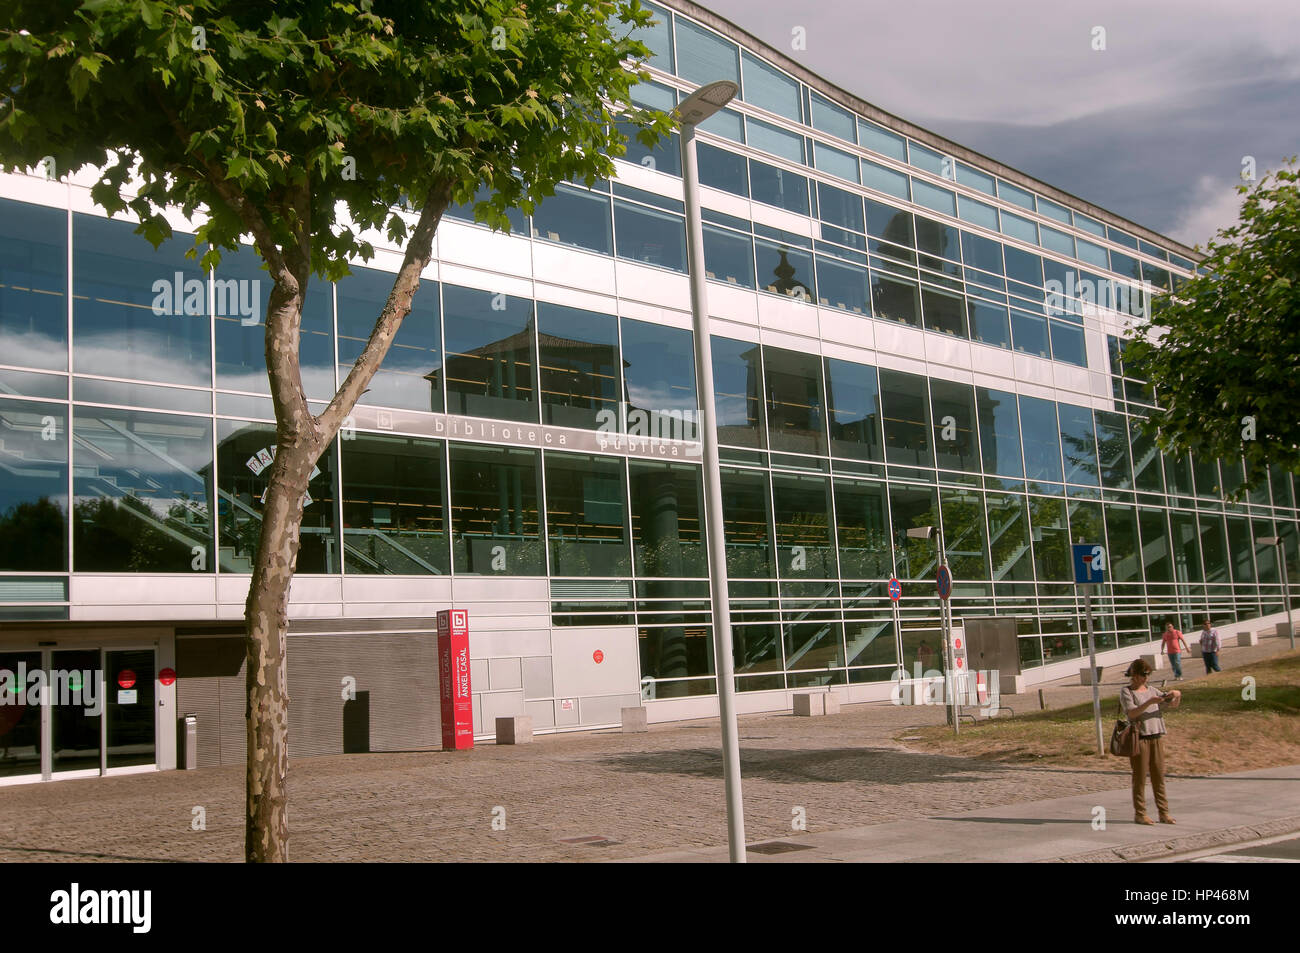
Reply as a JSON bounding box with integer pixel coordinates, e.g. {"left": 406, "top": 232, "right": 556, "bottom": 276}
{"left": 1003, "top": 246, "right": 1043, "bottom": 287}
{"left": 1199, "top": 514, "right": 1230, "bottom": 583}
{"left": 341, "top": 434, "right": 449, "bottom": 575}
{"left": 615, "top": 120, "right": 681, "bottom": 176}
{"left": 449, "top": 443, "right": 543, "bottom": 575}
{"left": 0, "top": 199, "right": 66, "bottom": 370}
{"left": 1095, "top": 410, "right": 1133, "bottom": 489}
{"left": 1169, "top": 511, "right": 1202, "bottom": 583}
{"left": 537, "top": 302, "right": 619, "bottom": 430}
{"left": 835, "top": 479, "right": 890, "bottom": 579}
{"left": 216, "top": 419, "right": 339, "bottom": 573}
{"left": 976, "top": 387, "right": 1023, "bottom": 478}
{"left": 880, "top": 369, "right": 933, "bottom": 467}
{"left": 721, "top": 468, "right": 773, "bottom": 578}
{"left": 1225, "top": 516, "right": 1254, "bottom": 582}
{"left": 866, "top": 200, "right": 914, "bottom": 245}
{"left": 916, "top": 218, "right": 959, "bottom": 262}
{"left": 614, "top": 200, "right": 686, "bottom": 272}
{"left": 818, "top": 182, "right": 864, "bottom": 232}
{"left": 1192, "top": 454, "right": 1221, "bottom": 498}
{"left": 749, "top": 159, "right": 809, "bottom": 214}
{"left": 988, "top": 492, "right": 1032, "bottom": 581}
{"left": 930, "top": 379, "right": 979, "bottom": 472}
{"left": 911, "top": 180, "right": 956, "bottom": 217}
{"left": 825, "top": 358, "right": 882, "bottom": 462}
{"left": 441, "top": 285, "right": 537, "bottom": 423}
{"left": 72, "top": 408, "right": 213, "bottom": 573}
{"left": 763, "top": 346, "right": 826, "bottom": 455}
{"left": 337, "top": 268, "right": 442, "bottom": 412}
{"left": 957, "top": 195, "right": 999, "bottom": 230}
{"left": 756, "top": 240, "right": 815, "bottom": 300}
{"left": 968, "top": 300, "right": 1010, "bottom": 348}
{"left": 1010, "top": 309, "right": 1048, "bottom": 358}
{"left": 545, "top": 452, "right": 629, "bottom": 577}
{"left": 890, "top": 485, "right": 939, "bottom": 578}
{"left": 532, "top": 185, "right": 611, "bottom": 254}
{"left": 698, "top": 143, "right": 749, "bottom": 197}
{"left": 1138, "top": 508, "right": 1172, "bottom": 582}
{"left": 921, "top": 287, "right": 966, "bottom": 338}
{"left": 998, "top": 180, "right": 1036, "bottom": 210}
{"left": 871, "top": 274, "right": 920, "bottom": 327}
{"left": 629, "top": 460, "right": 706, "bottom": 577}
{"left": 631, "top": 0, "right": 673, "bottom": 69}
{"left": 942, "top": 487, "right": 989, "bottom": 580}
{"left": 810, "top": 92, "right": 856, "bottom": 141}
{"left": 215, "top": 244, "right": 334, "bottom": 398}
{"left": 703, "top": 225, "right": 755, "bottom": 289}
{"left": 0, "top": 399, "right": 67, "bottom": 571}
{"left": 1057, "top": 403, "right": 1099, "bottom": 486}
{"left": 773, "top": 474, "right": 836, "bottom": 578}
{"left": 1104, "top": 504, "right": 1142, "bottom": 583}
{"left": 1041, "top": 226, "right": 1075, "bottom": 257}
{"left": 1130, "top": 416, "right": 1165, "bottom": 493}
{"left": 1029, "top": 496, "right": 1069, "bottom": 580}
{"left": 908, "top": 142, "right": 949, "bottom": 177}
{"left": 1049, "top": 319, "right": 1087, "bottom": 367}
{"left": 814, "top": 256, "right": 869, "bottom": 313}
{"left": 745, "top": 117, "right": 803, "bottom": 163}
{"left": 74, "top": 214, "right": 212, "bottom": 387}
{"left": 741, "top": 52, "right": 800, "bottom": 120}
{"left": 445, "top": 181, "right": 529, "bottom": 233}
{"left": 712, "top": 336, "right": 764, "bottom": 448}
{"left": 675, "top": 19, "right": 739, "bottom": 86}
{"left": 859, "top": 121, "right": 906, "bottom": 161}
{"left": 621, "top": 317, "right": 697, "bottom": 432}
{"left": 814, "top": 142, "right": 859, "bottom": 183}
{"left": 1018, "top": 396, "right": 1062, "bottom": 484}
{"left": 861, "top": 160, "right": 909, "bottom": 200}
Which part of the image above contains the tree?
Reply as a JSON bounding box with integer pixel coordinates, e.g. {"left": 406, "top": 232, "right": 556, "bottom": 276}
{"left": 1125, "top": 158, "right": 1300, "bottom": 486}
{"left": 0, "top": 0, "right": 669, "bottom": 861}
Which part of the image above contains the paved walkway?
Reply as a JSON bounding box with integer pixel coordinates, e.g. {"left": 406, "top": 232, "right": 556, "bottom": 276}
{"left": 0, "top": 637, "right": 1294, "bottom": 863}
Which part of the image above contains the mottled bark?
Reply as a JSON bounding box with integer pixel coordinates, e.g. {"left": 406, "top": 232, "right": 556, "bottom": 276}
{"left": 241, "top": 182, "right": 453, "bottom": 862}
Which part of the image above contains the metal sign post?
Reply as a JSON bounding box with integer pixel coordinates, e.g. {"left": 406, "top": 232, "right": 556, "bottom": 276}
{"left": 1072, "top": 543, "right": 1107, "bottom": 756}
{"left": 936, "top": 562, "right": 956, "bottom": 735}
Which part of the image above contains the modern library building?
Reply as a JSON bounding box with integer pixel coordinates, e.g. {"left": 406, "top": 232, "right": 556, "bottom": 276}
{"left": 1, "top": 0, "right": 1296, "bottom": 783}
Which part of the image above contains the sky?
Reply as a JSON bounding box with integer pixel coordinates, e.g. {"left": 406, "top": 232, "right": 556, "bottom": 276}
{"left": 701, "top": 0, "right": 1300, "bottom": 249}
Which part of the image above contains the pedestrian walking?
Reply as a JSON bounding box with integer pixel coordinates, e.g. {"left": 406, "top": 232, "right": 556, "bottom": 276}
{"left": 1161, "top": 622, "right": 1188, "bottom": 680}
{"left": 1119, "top": 659, "right": 1181, "bottom": 825}
{"left": 1198, "top": 619, "right": 1222, "bottom": 674}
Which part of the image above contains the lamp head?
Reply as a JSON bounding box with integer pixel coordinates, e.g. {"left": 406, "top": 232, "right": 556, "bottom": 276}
{"left": 672, "top": 81, "right": 739, "bottom": 127}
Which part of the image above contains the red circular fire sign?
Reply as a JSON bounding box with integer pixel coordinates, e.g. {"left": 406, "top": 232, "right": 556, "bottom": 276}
{"left": 593, "top": 650, "right": 604, "bottom": 664}
{"left": 159, "top": 667, "right": 177, "bottom": 686}
{"left": 117, "top": 670, "right": 137, "bottom": 689}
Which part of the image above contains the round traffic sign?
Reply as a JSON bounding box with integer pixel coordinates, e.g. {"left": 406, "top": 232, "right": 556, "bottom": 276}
{"left": 159, "top": 667, "right": 177, "bottom": 686}
{"left": 117, "top": 669, "right": 136, "bottom": 689}
{"left": 954, "top": 637, "right": 963, "bottom": 651}
{"left": 887, "top": 577, "right": 902, "bottom": 602}
{"left": 936, "top": 566, "right": 953, "bottom": 600}
{"left": 955, "top": 656, "right": 964, "bottom": 669}
{"left": 593, "top": 650, "right": 604, "bottom": 664}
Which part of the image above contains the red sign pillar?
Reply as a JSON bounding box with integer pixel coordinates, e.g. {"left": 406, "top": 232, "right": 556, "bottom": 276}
{"left": 438, "top": 608, "right": 473, "bottom": 750}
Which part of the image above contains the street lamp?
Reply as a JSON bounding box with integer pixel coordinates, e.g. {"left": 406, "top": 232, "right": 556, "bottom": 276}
{"left": 904, "top": 526, "right": 958, "bottom": 731}
{"left": 673, "top": 79, "right": 747, "bottom": 864}
{"left": 1256, "top": 536, "right": 1295, "bottom": 649}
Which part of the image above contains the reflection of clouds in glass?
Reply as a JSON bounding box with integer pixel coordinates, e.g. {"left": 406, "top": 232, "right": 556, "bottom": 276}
{"left": 625, "top": 383, "right": 696, "bottom": 413}
{"left": 0, "top": 329, "right": 68, "bottom": 371}
{"left": 215, "top": 367, "right": 337, "bottom": 399}
{"left": 74, "top": 332, "right": 209, "bottom": 385}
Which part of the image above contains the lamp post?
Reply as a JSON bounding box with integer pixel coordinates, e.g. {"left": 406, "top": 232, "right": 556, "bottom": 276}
{"left": 906, "top": 525, "right": 957, "bottom": 733}
{"left": 674, "top": 80, "right": 747, "bottom": 863}
{"left": 1257, "top": 536, "right": 1295, "bottom": 649}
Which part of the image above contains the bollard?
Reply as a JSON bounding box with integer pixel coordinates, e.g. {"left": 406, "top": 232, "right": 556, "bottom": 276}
{"left": 180, "top": 713, "right": 198, "bottom": 770}
{"left": 1038, "top": 689, "right": 1046, "bottom": 711}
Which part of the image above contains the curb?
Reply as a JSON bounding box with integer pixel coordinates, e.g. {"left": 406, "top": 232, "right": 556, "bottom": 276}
{"left": 1050, "top": 815, "right": 1300, "bottom": 863}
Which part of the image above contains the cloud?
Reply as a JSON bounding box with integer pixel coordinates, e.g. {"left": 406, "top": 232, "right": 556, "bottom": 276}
{"left": 1164, "top": 176, "right": 1246, "bottom": 249}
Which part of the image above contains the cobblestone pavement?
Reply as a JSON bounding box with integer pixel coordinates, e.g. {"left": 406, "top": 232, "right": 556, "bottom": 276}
{"left": 0, "top": 637, "right": 1292, "bottom": 863}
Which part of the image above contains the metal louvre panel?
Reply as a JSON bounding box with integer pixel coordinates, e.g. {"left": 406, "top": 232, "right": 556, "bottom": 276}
{"left": 174, "top": 637, "right": 245, "bottom": 768}
{"left": 550, "top": 580, "right": 633, "bottom": 599}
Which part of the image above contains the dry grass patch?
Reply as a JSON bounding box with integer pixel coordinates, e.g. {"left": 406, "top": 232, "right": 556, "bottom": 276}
{"left": 899, "top": 653, "right": 1300, "bottom": 776}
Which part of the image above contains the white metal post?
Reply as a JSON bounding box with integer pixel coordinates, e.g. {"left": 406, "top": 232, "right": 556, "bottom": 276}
{"left": 680, "top": 120, "right": 747, "bottom": 863}
{"left": 1083, "top": 584, "right": 1103, "bottom": 755}
{"left": 1281, "top": 541, "right": 1295, "bottom": 650}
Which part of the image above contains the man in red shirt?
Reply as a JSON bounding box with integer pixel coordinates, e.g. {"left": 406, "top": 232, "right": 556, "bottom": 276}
{"left": 1161, "top": 622, "right": 1188, "bottom": 680}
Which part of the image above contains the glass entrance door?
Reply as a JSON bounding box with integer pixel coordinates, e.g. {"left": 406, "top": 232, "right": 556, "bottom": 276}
{"left": 105, "top": 650, "right": 156, "bottom": 769}
{"left": 50, "top": 649, "right": 101, "bottom": 775}
{"left": 0, "top": 651, "right": 42, "bottom": 780}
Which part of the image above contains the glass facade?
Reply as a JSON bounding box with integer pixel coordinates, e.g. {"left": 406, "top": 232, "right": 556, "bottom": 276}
{"left": 2, "top": 1, "right": 1292, "bottom": 704}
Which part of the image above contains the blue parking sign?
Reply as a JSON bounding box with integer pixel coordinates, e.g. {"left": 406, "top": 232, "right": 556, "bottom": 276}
{"left": 1072, "top": 544, "right": 1106, "bottom": 584}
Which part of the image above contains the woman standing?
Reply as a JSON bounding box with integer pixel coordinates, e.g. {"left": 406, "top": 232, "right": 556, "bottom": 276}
{"left": 1161, "top": 622, "right": 1188, "bottom": 680}
{"left": 1119, "top": 659, "right": 1181, "bottom": 825}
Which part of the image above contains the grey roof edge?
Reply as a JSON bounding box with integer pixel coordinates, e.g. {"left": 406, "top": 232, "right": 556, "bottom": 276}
{"left": 661, "top": 0, "right": 1204, "bottom": 263}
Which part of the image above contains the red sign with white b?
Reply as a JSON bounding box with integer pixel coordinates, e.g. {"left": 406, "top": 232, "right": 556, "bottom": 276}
{"left": 437, "top": 609, "right": 473, "bottom": 750}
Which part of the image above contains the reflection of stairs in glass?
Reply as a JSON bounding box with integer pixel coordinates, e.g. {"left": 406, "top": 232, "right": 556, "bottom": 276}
{"left": 218, "top": 546, "right": 254, "bottom": 573}
{"left": 0, "top": 438, "right": 61, "bottom": 478}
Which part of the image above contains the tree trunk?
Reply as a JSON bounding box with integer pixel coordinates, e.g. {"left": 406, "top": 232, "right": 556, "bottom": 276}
{"left": 244, "top": 442, "right": 314, "bottom": 862}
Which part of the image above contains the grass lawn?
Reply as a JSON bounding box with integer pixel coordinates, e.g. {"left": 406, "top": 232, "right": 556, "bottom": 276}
{"left": 900, "top": 652, "right": 1300, "bottom": 775}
